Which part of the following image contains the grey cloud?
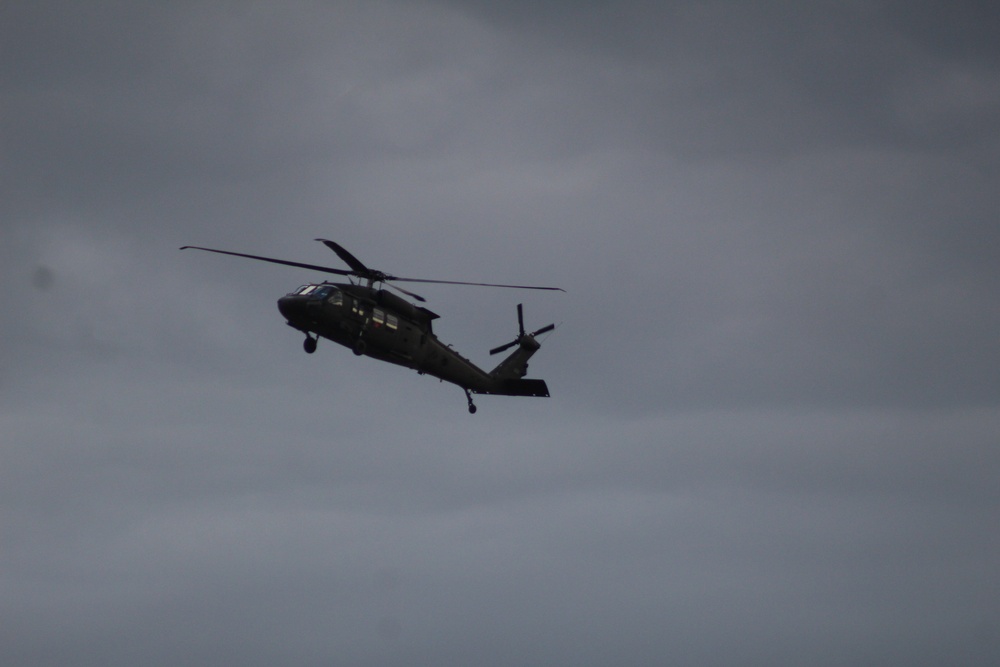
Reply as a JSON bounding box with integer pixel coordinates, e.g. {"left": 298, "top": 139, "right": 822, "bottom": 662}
{"left": 3, "top": 2, "right": 998, "bottom": 665}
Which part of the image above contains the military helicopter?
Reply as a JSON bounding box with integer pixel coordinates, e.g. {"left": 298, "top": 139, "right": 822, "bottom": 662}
{"left": 180, "top": 239, "right": 563, "bottom": 413}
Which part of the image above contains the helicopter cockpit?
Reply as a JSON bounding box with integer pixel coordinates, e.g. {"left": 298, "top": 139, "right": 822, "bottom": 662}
{"left": 290, "top": 284, "right": 343, "bottom": 305}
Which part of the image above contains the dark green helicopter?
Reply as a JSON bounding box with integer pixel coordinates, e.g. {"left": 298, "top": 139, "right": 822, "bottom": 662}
{"left": 181, "top": 239, "right": 562, "bottom": 413}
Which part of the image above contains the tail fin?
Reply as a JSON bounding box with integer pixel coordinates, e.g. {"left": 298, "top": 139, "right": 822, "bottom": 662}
{"left": 489, "top": 334, "right": 541, "bottom": 381}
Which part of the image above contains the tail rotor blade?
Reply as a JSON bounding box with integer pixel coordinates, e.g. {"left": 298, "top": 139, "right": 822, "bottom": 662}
{"left": 490, "top": 340, "right": 518, "bottom": 355}
{"left": 531, "top": 323, "right": 555, "bottom": 337}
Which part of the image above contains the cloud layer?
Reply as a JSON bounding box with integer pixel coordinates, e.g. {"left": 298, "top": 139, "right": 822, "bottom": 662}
{"left": 3, "top": 2, "right": 999, "bottom": 665}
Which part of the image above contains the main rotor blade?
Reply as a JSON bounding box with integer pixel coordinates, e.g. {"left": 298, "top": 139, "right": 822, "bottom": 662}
{"left": 180, "top": 246, "right": 352, "bottom": 277}
{"left": 384, "top": 281, "right": 427, "bottom": 303}
{"left": 314, "top": 238, "right": 369, "bottom": 275}
{"left": 390, "top": 276, "right": 565, "bottom": 292}
{"left": 315, "top": 239, "right": 564, "bottom": 293}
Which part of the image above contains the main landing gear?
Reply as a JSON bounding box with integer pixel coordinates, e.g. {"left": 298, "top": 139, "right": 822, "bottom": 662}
{"left": 464, "top": 389, "right": 477, "bottom": 414}
{"left": 303, "top": 335, "right": 318, "bottom": 354}
{"left": 352, "top": 338, "right": 367, "bottom": 356}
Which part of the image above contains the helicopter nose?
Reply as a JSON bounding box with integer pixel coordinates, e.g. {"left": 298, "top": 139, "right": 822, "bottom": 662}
{"left": 277, "top": 295, "right": 307, "bottom": 324}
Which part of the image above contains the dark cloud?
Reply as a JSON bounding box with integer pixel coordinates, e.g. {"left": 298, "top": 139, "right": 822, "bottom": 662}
{"left": 3, "top": 2, "right": 999, "bottom": 665}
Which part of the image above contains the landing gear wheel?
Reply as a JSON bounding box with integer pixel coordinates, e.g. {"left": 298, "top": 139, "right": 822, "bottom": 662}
{"left": 464, "top": 389, "right": 477, "bottom": 414}
{"left": 303, "top": 336, "right": 317, "bottom": 354}
{"left": 352, "top": 338, "right": 367, "bottom": 356}
{"left": 468, "top": 404, "right": 477, "bottom": 414}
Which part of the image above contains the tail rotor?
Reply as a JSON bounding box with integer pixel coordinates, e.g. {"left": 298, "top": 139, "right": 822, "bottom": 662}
{"left": 490, "top": 304, "right": 555, "bottom": 355}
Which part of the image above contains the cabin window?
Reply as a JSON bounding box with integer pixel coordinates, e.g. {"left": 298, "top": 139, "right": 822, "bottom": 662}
{"left": 372, "top": 308, "right": 385, "bottom": 328}
{"left": 386, "top": 313, "right": 398, "bottom": 331}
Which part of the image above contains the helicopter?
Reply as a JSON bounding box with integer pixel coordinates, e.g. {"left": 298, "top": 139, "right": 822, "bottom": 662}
{"left": 180, "top": 239, "right": 563, "bottom": 413}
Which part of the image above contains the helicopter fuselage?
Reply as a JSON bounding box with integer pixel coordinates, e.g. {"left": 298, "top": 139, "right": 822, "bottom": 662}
{"left": 181, "top": 239, "right": 559, "bottom": 412}
{"left": 277, "top": 282, "right": 549, "bottom": 402}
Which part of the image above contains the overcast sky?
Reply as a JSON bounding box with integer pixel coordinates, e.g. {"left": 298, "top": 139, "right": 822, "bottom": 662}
{"left": 3, "top": 2, "right": 999, "bottom": 665}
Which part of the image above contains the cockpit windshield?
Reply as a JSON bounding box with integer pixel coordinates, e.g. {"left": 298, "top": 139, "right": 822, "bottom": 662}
{"left": 290, "top": 284, "right": 342, "bottom": 303}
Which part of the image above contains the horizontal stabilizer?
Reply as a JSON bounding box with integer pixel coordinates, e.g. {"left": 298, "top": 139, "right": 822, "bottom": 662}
{"left": 476, "top": 378, "right": 550, "bottom": 397}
